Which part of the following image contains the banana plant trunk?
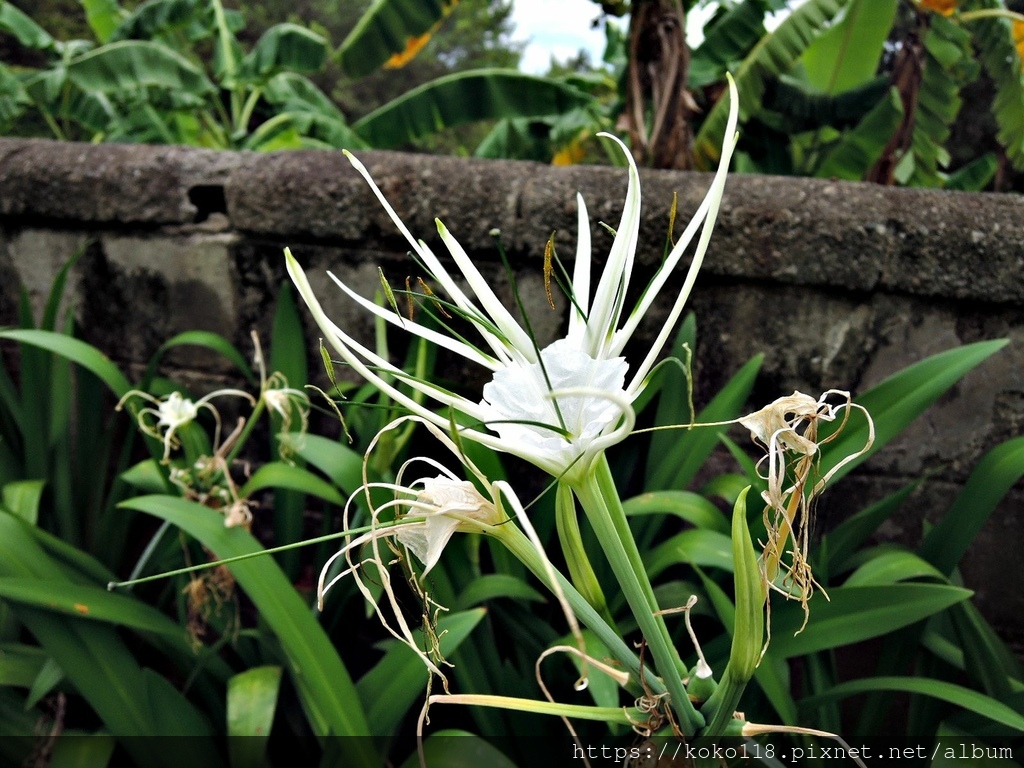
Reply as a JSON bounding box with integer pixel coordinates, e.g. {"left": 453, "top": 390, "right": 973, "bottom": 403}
{"left": 621, "top": 0, "right": 695, "bottom": 169}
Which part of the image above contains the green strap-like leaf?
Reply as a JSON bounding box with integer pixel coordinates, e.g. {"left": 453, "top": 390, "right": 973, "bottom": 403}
{"left": 769, "top": 584, "right": 972, "bottom": 658}
{"left": 919, "top": 435, "right": 1024, "bottom": 576}
{"left": 0, "top": 578, "right": 190, "bottom": 640}
{"left": 353, "top": 70, "right": 591, "bottom": 149}
{"left": 356, "top": 609, "right": 486, "bottom": 736}
{"left": 119, "top": 494, "right": 377, "bottom": 761}
{"left": 238, "top": 461, "right": 346, "bottom": 507}
{"left": 0, "top": 329, "right": 132, "bottom": 398}
{"left": 817, "top": 339, "right": 1008, "bottom": 483}
{"left": 801, "top": 676, "right": 1024, "bottom": 733}
{"left": 623, "top": 490, "right": 729, "bottom": 534}
{"left": 646, "top": 529, "right": 735, "bottom": 579}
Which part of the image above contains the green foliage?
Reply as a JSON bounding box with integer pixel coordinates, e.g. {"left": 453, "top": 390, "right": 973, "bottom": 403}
{"left": 2, "top": 251, "right": 1021, "bottom": 765}
{"left": 0, "top": 0, "right": 582, "bottom": 154}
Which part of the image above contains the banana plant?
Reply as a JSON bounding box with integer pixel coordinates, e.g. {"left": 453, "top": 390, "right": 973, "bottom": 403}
{"left": 0, "top": 0, "right": 590, "bottom": 152}
{"left": 690, "top": 0, "right": 1024, "bottom": 189}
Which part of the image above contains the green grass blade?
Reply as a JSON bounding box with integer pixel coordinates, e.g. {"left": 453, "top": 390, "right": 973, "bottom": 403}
{"left": 238, "top": 461, "right": 345, "bottom": 507}
{"left": 118, "top": 495, "right": 377, "bottom": 761}
{"left": 356, "top": 608, "right": 486, "bottom": 737}
{"left": 919, "top": 435, "right": 1024, "bottom": 576}
{"left": 818, "top": 340, "right": 1009, "bottom": 482}
{"left": 801, "top": 676, "right": 1024, "bottom": 733}
{"left": 0, "top": 329, "right": 132, "bottom": 398}
{"left": 770, "top": 584, "right": 973, "bottom": 658}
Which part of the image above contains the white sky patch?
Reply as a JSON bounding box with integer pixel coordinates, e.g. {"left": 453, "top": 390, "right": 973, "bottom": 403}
{"left": 511, "top": 0, "right": 795, "bottom": 74}
{"left": 510, "top": 0, "right": 617, "bottom": 74}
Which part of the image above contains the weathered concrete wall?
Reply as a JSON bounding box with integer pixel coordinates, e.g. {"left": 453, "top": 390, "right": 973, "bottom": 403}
{"left": 1, "top": 137, "right": 1022, "bottom": 642}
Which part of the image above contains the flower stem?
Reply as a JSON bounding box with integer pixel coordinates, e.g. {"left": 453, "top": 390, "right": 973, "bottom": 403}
{"left": 573, "top": 455, "right": 705, "bottom": 736}
{"left": 429, "top": 693, "right": 641, "bottom": 724}
{"left": 495, "top": 522, "right": 664, "bottom": 700}
{"left": 555, "top": 481, "right": 617, "bottom": 629}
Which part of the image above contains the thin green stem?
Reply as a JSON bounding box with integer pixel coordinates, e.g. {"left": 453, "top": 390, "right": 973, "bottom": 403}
{"left": 224, "top": 398, "right": 265, "bottom": 466}
{"left": 960, "top": 8, "right": 1024, "bottom": 24}
{"left": 496, "top": 522, "right": 663, "bottom": 700}
{"left": 430, "top": 693, "right": 641, "bottom": 724}
{"left": 555, "top": 481, "right": 616, "bottom": 629}
{"left": 107, "top": 516, "right": 423, "bottom": 590}
{"left": 573, "top": 455, "right": 704, "bottom": 737}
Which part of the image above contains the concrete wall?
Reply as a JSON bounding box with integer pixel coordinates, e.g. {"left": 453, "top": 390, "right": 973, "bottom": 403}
{"left": 1, "top": 137, "right": 1022, "bottom": 643}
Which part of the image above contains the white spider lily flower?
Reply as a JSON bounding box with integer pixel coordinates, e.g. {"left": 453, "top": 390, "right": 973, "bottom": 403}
{"left": 117, "top": 388, "right": 254, "bottom": 462}
{"left": 319, "top": 417, "right": 579, "bottom": 683}
{"left": 287, "top": 78, "right": 740, "bottom": 483}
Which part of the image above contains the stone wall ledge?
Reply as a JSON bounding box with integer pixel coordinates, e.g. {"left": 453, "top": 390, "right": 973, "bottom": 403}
{"left": 2, "top": 137, "right": 1023, "bottom": 304}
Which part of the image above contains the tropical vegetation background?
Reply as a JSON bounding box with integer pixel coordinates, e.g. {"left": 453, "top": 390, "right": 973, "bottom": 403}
{"left": 3, "top": 0, "right": 1024, "bottom": 188}
{"left": 2, "top": 1, "right": 1024, "bottom": 766}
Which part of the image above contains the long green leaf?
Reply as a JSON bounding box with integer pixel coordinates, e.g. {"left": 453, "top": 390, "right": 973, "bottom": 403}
{"left": 0, "top": 578, "right": 186, "bottom": 639}
{"left": 239, "top": 23, "right": 327, "bottom": 82}
{"left": 843, "top": 550, "right": 946, "bottom": 587}
{"left": 817, "top": 339, "right": 1008, "bottom": 482}
{"left": 646, "top": 529, "right": 734, "bottom": 579}
{"left": 919, "top": 436, "right": 1024, "bottom": 576}
{"left": 802, "top": 676, "right": 1024, "bottom": 732}
{"left": 67, "top": 40, "right": 215, "bottom": 96}
{"left": 238, "top": 461, "right": 346, "bottom": 507}
{"left": 118, "top": 495, "right": 377, "bottom": 763}
{"left": 0, "top": 329, "right": 132, "bottom": 398}
{"left": 802, "top": 0, "right": 898, "bottom": 94}
{"left": 356, "top": 609, "right": 486, "bottom": 736}
{"left": 815, "top": 86, "right": 904, "bottom": 180}
{"left": 694, "top": 0, "right": 848, "bottom": 168}
{"left": 823, "top": 483, "right": 914, "bottom": 573}
{"left": 623, "top": 490, "right": 729, "bottom": 534}
{"left": 338, "top": 0, "right": 450, "bottom": 78}
{"left": 353, "top": 70, "right": 590, "bottom": 148}
{"left": 769, "top": 584, "right": 972, "bottom": 658}
{"left": 0, "top": 513, "right": 215, "bottom": 763}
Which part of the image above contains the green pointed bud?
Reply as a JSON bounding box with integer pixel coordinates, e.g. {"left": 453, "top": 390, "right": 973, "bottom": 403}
{"left": 699, "top": 487, "right": 767, "bottom": 735}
